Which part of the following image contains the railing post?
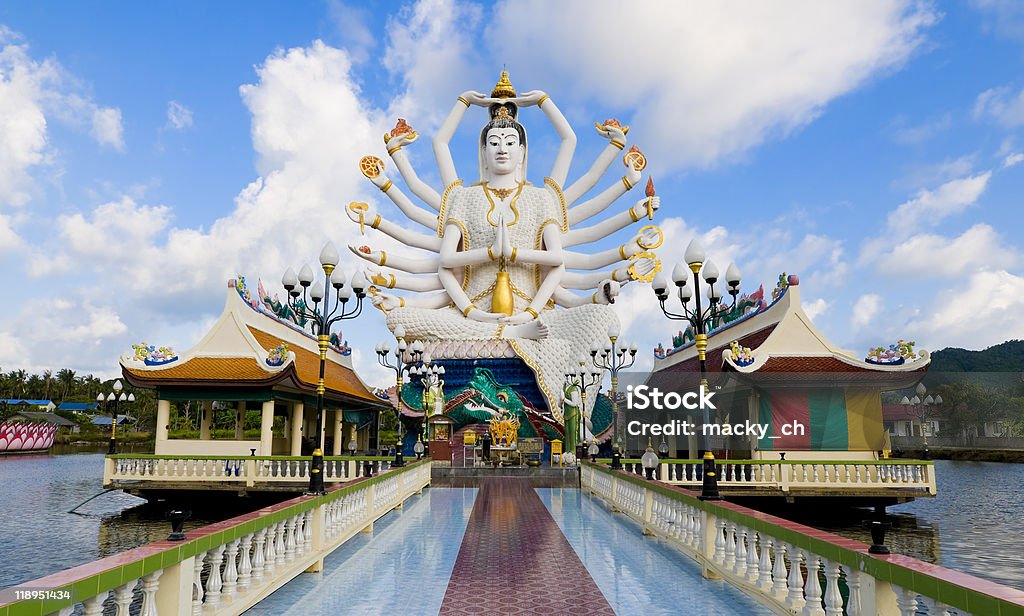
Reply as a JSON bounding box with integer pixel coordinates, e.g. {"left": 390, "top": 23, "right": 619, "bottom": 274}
{"left": 700, "top": 508, "right": 720, "bottom": 580}
{"left": 926, "top": 464, "right": 937, "bottom": 495}
{"left": 306, "top": 503, "right": 325, "bottom": 573}
{"left": 642, "top": 485, "right": 654, "bottom": 535}
{"left": 780, "top": 462, "right": 791, "bottom": 493}
{"left": 245, "top": 459, "right": 256, "bottom": 487}
{"left": 153, "top": 558, "right": 192, "bottom": 616}
{"left": 610, "top": 474, "right": 620, "bottom": 512}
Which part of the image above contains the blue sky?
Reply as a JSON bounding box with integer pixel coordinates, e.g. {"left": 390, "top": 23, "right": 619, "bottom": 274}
{"left": 1, "top": 0, "right": 1023, "bottom": 386}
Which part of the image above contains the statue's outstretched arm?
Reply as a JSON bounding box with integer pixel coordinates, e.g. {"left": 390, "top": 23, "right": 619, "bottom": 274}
{"left": 348, "top": 245, "right": 437, "bottom": 274}
{"left": 364, "top": 267, "right": 442, "bottom": 292}
{"left": 563, "top": 196, "right": 660, "bottom": 248}
{"left": 370, "top": 290, "right": 449, "bottom": 312}
{"left": 564, "top": 123, "right": 628, "bottom": 205}
{"left": 552, "top": 279, "right": 622, "bottom": 308}
{"left": 385, "top": 132, "right": 442, "bottom": 211}
{"left": 567, "top": 164, "right": 641, "bottom": 226}
{"left": 507, "top": 220, "right": 569, "bottom": 267}
{"left": 562, "top": 256, "right": 657, "bottom": 290}
{"left": 433, "top": 91, "right": 487, "bottom": 187}
{"left": 438, "top": 226, "right": 506, "bottom": 324}
{"left": 364, "top": 166, "right": 438, "bottom": 231}
{"left": 563, "top": 227, "right": 660, "bottom": 270}
{"left": 345, "top": 201, "right": 440, "bottom": 252}
{"left": 519, "top": 91, "right": 576, "bottom": 187}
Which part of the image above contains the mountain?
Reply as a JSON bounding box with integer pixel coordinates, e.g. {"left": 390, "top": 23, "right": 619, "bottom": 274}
{"left": 928, "top": 340, "right": 1024, "bottom": 372}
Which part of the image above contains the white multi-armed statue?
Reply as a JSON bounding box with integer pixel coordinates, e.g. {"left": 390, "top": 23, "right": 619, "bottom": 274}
{"left": 347, "top": 71, "right": 661, "bottom": 430}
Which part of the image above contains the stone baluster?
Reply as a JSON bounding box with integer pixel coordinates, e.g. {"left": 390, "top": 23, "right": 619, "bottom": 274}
{"left": 82, "top": 591, "right": 110, "bottom": 616}
{"left": 723, "top": 522, "right": 736, "bottom": 570}
{"left": 284, "top": 518, "right": 297, "bottom": 562}
{"left": 304, "top": 509, "right": 314, "bottom": 550}
{"left": 785, "top": 546, "right": 805, "bottom": 611}
{"left": 191, "top": 550, "right": 207, "bottom": 615}
{"left": 733, "top": 526, "right": 747, "bottom": 577}
{"left": 204, "top": 545, "right": 226, "bottom": 608}
{"left": 263, "top": 523, "right": 278, "bottom": 575}
{"left": 251, "top": 529, "right": 267, "bottom": 582}
{"left": 803, "top": 553, "right": 825, "bottom": 616}
{"left": 222, "top": 538, "right": 240, "bottom": 599}
{"left": 894, "top": 585, "right": 918, "bottom": 616}
{"left": 823, "top": 559, "right": 843, "bottom": 616}
{"left": 714, "top": 518, "right": 727, "bottom": 564}
{"left": 770, "top": 540, "right": 786, "bottom": 597}
{"left": 745, "top": 530, "right": 760, "bottom": 583}
{"left": 112, "top": 578, "right": 138, "bottom": 616}
{"left": 138, "top": 569, "right": 162, "bottom": 616}
{"left": 757, "top": 537, "right": 774, "bottom": 592}
{"left": 842, "top": 565, "right": 864, "bottom": 616}
{"left": 274, "top": 521, "right": 287, "bottom": 567}
{"left": 237, "top": 533, "right": 254, "bottom": 590}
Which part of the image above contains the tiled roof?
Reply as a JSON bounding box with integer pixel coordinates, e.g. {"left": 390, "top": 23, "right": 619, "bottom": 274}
{"left": 124, "top": 357, "right": 274, "bottom": 382}
{"left": 247, "top": 327, "right": 374, "bottom": 401}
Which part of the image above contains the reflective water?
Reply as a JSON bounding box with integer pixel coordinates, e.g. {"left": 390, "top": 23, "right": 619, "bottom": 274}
{"left": 786, "top": 459, "right": 1024, "bottom": 590}
{"left": 0, "top": 450, "right": 236, "bottom": 588}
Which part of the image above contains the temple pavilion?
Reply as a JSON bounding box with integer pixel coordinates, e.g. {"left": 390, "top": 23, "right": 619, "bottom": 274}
{"left": 646, "top": 274, "right": 930, "bottom": 461}
{"left": 121, "top": 276, "right": 387, "bottom": 460}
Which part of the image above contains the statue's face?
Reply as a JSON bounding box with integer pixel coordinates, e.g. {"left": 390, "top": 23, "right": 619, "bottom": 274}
{"left": 484, "top": 128, "right": 523, "bottom": 177}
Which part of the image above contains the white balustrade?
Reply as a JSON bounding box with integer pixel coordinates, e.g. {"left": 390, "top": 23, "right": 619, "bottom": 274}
{"left": 580, "top": 463, "right": 987, "bottom": 616}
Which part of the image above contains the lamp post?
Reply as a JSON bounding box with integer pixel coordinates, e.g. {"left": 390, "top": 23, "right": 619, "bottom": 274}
{"left": 376, "top": 327, "right": 424, "bottom": 467}
{"left": 591, "top": 323, "right": 637, "bottom": 460}
{"left": 652, "top": 238, "right": 742, "bottom": 453}
{"left": 280, "top": 242, "right": 366, "bottom": 495}
{"left": 564, "top": 357, "right": 601, "bottom": 464}
{"left": 410, "top": 355, "right": 444, "bottom": 442}
{"left": 900, "top": 382, "right": 942, "bottom": 460}
{"left": 641, "top": 438, "right": 660, "bottom": 480}
{"left": 97, "top": 380, "right": 134, "bottom": 455}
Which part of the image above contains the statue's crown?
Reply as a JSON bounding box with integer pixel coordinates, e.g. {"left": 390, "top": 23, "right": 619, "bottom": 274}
{"left": 491, "top": 70, "right": 516, "bottom": 99}
{"left": 494, "top": 106, "right": 513, "bottom": 120}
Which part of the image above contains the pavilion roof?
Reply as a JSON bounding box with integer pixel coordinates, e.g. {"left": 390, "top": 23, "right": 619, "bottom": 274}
{"left": 651, "top": 274, "right": 930, "bottom": 387}
{"left": 121, "top": 277, "right": 382, "bottom": 406}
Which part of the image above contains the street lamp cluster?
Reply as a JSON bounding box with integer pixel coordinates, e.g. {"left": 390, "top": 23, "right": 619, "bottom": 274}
{"left": 280, "top": 242, "right": 366, "bottom": 494}
{"left": 651, "top": 238, "right": 742, "bottom": 452}
{"left": 376, "top": 325, "right": 437, "bottom": 466}
{"left": 97, "top": 380, "right": 135, "bottom": 455}
{"left": 590, "top": 323, "right": 637, "bottom": 462}
{"left": 564, "top": 360, "right": 601, "bottom": 464}
{"left": 901, "top": 382, "right": 942, "bottom": 459}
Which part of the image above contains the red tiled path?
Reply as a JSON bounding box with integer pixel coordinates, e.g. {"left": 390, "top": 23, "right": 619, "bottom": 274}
{"left": 440, "top": 478, "right": 614, "bottom": 616}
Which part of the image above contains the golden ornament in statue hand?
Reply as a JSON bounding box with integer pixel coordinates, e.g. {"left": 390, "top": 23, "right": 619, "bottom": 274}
{"left": 623, "top": 145, "right": 647, "bottom": 172}
{"left": 359, "top": 155, "right": 384, "bottom": 179}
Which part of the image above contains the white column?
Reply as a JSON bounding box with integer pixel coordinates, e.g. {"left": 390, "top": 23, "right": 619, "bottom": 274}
{"left": 332, "top": 410, "right": 344, "bottom": 456}
{"left": 199, "top": 401, "right": 212, "bottom": 440}
{"left": 260, "top": 400, "right": 275, "bottom": 456}
{"left": 290, "top": 402, "right": 304, "bottom": 456}
{"left": 155, "top": 399, "right": 171, "bottom": 454}
{"left": 235, "top": 401, "right": 245, "bottom": 440}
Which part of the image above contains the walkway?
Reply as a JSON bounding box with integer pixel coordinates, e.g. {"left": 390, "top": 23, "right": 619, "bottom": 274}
{"left": 248, "top": 479, "right": 775, "bottom": 615}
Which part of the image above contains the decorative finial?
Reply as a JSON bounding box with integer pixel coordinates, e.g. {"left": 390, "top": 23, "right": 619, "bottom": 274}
{"left": 491, "top": 70, "right": 516, "bottom": 99}
{"left": 645, "top": 177, "right": 656, "bottom": 198}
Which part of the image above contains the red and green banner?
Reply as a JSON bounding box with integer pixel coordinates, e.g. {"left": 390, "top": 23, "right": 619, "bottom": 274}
{"left": 758, "top": 387, "right": 883, "bottom": 451}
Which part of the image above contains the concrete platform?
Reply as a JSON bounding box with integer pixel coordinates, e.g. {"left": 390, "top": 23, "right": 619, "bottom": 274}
{"left": 431, "top": 463, "right": 579, "bottom": 487}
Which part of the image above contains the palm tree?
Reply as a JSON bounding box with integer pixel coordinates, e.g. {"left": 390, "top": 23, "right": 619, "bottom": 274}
{"left": 57, "top": 369, "right": 77, "bottom": 402}
{"left": 43, "top": 370, "right": 53, "bottom": 401}
{"left": 12, "top": 370, "right": 27, "bottom": 399}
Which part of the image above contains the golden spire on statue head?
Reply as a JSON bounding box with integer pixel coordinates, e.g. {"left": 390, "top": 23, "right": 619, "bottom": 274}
{"left": 491, "top": 70, "right": 516, "bottom": 99}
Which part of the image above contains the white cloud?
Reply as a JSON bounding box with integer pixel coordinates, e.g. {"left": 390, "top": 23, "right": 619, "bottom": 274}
{"left": 0, "top": 27, "right": 124, "bottom": 207}
{"left": 1002, "top": 152, "right": 1024, "bottom": 168}
{"left": 889, "top": 112, "right": 952, "bottom": 145}
{"left": 492, "top": 0, "right": 938, "bottom": 169}
{"left": 0, "top": 214, "right": 23, "bottom": 253}
{"left": 802, "top": 298, "right": 830, "bottom": 320}
{"left": 871, "top": 224, "right": 1020, "bottom": 278}
{"left": 973, "top": 85, "right": 1024, "bottom": 126}
{"left": 885, "top": 172, "right": 991, "bottom": 233}
{"left": 908, "top": 269, "right": 1024, "bottom": 349}
{"left": 851, "top": 294, "right": 881, "bottom": 329}
{"left": 166, "top": 101, "right": 193, "bottom": 130}
{"left": 91, "top": 107, "right": 124, "bottom": 149}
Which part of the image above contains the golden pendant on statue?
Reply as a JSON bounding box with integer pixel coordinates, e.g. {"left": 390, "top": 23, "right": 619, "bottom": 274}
{"left": 486, "top": 185, "right": 516, "bottom": 200}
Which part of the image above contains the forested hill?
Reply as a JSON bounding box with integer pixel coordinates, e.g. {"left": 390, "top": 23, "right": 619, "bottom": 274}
{"left": 929, "top": 340, "right": 1024, "bottom": 372}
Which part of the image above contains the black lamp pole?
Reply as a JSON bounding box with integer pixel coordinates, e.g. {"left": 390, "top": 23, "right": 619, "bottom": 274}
{"left": 652, "top": 239, "right": 741, "bottom": 455}
{"left": 281, "top": 242, "right": 365, "bottom": 495}
{"left": 98, "top": 381, "right": 134, "bottom": 455}
{"left": 564, "top": 358, "right": 601, "bottom": 464}
{"left": 591, "top": 329, "right": 637, "bottom": 459}
{"left": 377, "top": 329, "right": 424, "bottom": 468}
